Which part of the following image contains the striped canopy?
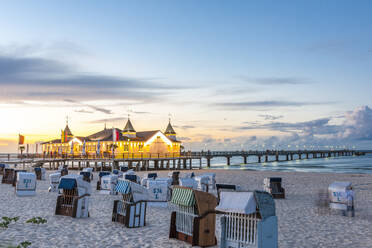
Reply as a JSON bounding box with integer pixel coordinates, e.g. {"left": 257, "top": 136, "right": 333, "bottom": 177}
{"left": 171, "top": 187, "right": 195, "bottom": 207}
{"left": 115, "top": 180, "right": 131, "bottom": 194}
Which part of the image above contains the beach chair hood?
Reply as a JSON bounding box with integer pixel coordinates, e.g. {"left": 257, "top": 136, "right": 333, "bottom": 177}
{"left": 50, "top": 172, "right": 61, "bottom": 182}
{"left": 59, "top": 175, "right": 91, "bottom": 195}
{"left": 216, "top": 191, "right": 257, "bottom": 215}
{"left": 115, "top": 179, "right": 148, "bottom": 201}
{"left": 171, "top": 187, "right": 196, "bottom": 207}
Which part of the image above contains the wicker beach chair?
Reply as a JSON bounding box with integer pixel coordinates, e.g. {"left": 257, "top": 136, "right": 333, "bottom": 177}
{"left": 263, "top": 178, "right": 285, "bottom": 199}
{"left": 80, "top": 171, "right": 92, "bottom": 183}
{"left": 147, "top": 178, "right": 172, "bottom": 202}
{"left": 140, "top": 173, "right": 158, "bottom": 187}
{"left": 216, "top": 191, "right": 278, "bottom": 248}
{"left": 0, "top": 163, "right": 9, "bottom": 175}
{"left": 99, "top": 174, "right": 118, "bottom": 195}
{"left": 96, "top": 171, "right": 111, "bottom": 190}
{"left": 82, "top": 168, "right": 94, "bottom": 180}
{"left": 112, "top": 179, "right": 148, "bottom": 228}
{"left": 168, "top": 171, "right": 180, "bottom": 185}
{"left": 2, "top": 168, "right": 15, "bottom": 184}
{"left": 34, "top": 167, "right": 46, "bottom": 180}
{"left": 12, "top": 170, "right": 27, "bottom": 187}
{"left": 55, "top": 175, "right": 91, "bottom": 218}
{"left": 49, "top": 172, "right": 61, "bottom": 192}
{"left": 15, "top": 172, "right": 37, "bottom": 196}
{"left": 169, "top": 186, "right": 217, "bottom": 247}
{"left": 328, "top": 182, "right": 354, "bottom": 216}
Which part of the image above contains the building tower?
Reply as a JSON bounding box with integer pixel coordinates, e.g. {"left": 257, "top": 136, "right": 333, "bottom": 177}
{"left": 122, "top": 117, "right": 136, "bottom": 138}
{"left": 61, "top": 117, "right": 74, "bottom": 142}
{"left": 165, "top": 119, "right": 177, "bottom": 141}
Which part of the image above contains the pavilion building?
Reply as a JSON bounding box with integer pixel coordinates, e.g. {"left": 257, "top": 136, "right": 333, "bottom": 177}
{"left": 42, "top": 118, "right": 181, "bottom": 158}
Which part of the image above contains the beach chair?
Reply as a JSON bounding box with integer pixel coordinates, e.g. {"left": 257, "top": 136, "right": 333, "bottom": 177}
{"left": 112, "top": 179, "right": 148, "bottom": 228}
{"left": 147, "top": 178, "right": 172, "bottom": 202}
{"left": 49, "top": 172, "right": 61, "bottom": 192}
{"left": 168, "top": 171, "right": 180, "bottom": 185}
{"left": 216, "top": 184, "right": 241, "bottom": 203}
{"left": 169, "top": 186, "right": 217, "bottom": 247}
{"left": 123, "top": 170, "right": 140, "bottom": 184}
{"left": 55, "top": 175, "right": 91, "bottom": 218}
{"left": 0, "top": 163, "right": 9, "bottom": 175}
{"left": 82, "top": 168, "right": 94, "bottom": 180}
{"left": 328, "top": 182, "right": 354, "bottom": 215}
{"left": 80, "top": 171, "right": 92, "bottom": 183}
{"left": 2, "top": 168, "right": 15, "bottom": 184}
{"left": 34, "top": 167, "right": 46, "bottom": 180}
{"left": 59, "top": 166, "right": 68, "bottom": 177}
{"left": 141, "top": 173, "right": 158, "bottom": 187}
{"left": 12, "top": 170, "right": 27, "bottom": 187}
{"left": 100, "top": 174, "right": 118, "bottom": 194}
{"left": 15, "top": 172, "right": 37, "bottom": 197}
{"left": 194, "top": 175, "right": 210, "bottom": 192}
{"left": 201, "top": 173, "right": 216, "bottom": 190}
{"left": 263, "top": 177, "right": 285, "bottom": 199}
{"left": 120, "top": 166, "right": 129, "bottom": 172}
{"left": 112, "top": 169, "right": 123, "bottom": 177}
{"left": 216, "top": 191, "right": 278, "bottom": 248}
{"left": 96, "top": 171, "right": 111, "bottom": 190}
{"left": 179, "top": 177, "right": 198, "bottom": 189}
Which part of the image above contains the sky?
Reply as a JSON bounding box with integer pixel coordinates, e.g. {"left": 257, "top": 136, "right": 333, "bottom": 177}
{"left": 0, "top": 0, "right": 372, "bottom": 152}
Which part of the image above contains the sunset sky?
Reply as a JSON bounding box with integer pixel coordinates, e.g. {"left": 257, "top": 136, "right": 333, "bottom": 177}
{"left": 1, "top": 1, "right": 372, "bottom": 152}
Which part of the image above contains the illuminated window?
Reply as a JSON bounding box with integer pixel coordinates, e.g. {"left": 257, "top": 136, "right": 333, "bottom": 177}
{"left": 139, "top": 145, "right": 143, "bottom": 151}
{"left": 124, "top": 145, "right": 129, "bottom": 151}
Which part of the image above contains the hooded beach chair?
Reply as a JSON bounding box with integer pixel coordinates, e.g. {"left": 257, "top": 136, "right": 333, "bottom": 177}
{"left": 2, "top": 168, "right": 15, "bottom": 184}
{"left": 168, "top": 171, "right": 180, "bottom": 185}
{"left": 15, "top": 172, "right": 37, "bottom": 196}
{"left": 201, "top": 173, "right": 216, "bottom": 190}
{"left": 328, "top": 182, "right": 354, "bottom": 215}
{"left": 100, "top": 174, "right": 118, "bottom": 195}
{"left": 82, "top": 168, "right": 94, "bottom": 180}
{"left": 216, "top": 191, "right": 278, "bottom": 248}
{"left": 169, "top": 186, "right": 217, "bottom": 247}
{"left": 141, "top": 173, "right": 158, "bottom": 187}
{"left": 49, "top": 172, "right": 61, "bottom": 192}
{"left": 80, "top": 171, "right": 92, "bottom": 183}
{"left": 179, "top": 177, "right": 198, "bottom": 189}
{"left": 12, "top": 170, "right": 27, "bottom": 187}
{"left": 216, "top": 184, "right": 241, "bottom": 204}
{"left": 34, "top": 167, "right": 46, "bottom": 180}
{"left": 0, "top": 163, "right": 9, "bottom": 175}
{"left": 96, "top": 171, "right": 111, "bottom": 190}
{"left": 147, "top": 177, "right": 172, "bottom": 202}
{"left": 263, "top": 177, "right": 285, "bottom": 199}
{"left": 194, "top": 175, "right": 210, "bottom": 192}
{"left": 112, "top": 179, "right": 148, "bottom": 228}
{"left": 55, "top": 175, "right": 91, "bottom": 218}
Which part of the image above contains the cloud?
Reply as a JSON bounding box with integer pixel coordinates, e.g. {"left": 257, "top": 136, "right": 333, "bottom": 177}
{"left": 258, "top": 114, "right": 284, "bottom": 121}
{"left": 0, "top": 49, "right": 182, "bottom": 103}
{"left": 87, "top": 117, "right": 127, "bottom": 124}
{"left": 341, "top": 106, "right": 372, "bottom": 140}
{"left": 74, "top": 109, "right": 94, "bottom": 114}
{"left": 239, "top": 76, "right": 309, "bottom": 85}
{"left": 65, "top": 99, "right": 112, "bottom": 114}
{"left": 215, "top": 100, "right": 332, "bottom": 110}
{"left": 174, "top": 125, "right": 195, "bottom": 130}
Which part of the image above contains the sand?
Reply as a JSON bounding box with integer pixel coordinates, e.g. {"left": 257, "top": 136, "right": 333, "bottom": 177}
{"left": 1, "top": 169, "right": 372, "bottom": 248}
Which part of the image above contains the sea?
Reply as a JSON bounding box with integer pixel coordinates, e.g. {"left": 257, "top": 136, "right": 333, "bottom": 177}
{"left": 196, "top": 153, "right": 372, "bottom": 174}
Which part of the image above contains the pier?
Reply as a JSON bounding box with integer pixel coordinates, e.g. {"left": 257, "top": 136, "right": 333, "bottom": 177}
{"left": 0, "top": 149, "right": 364, "bottom": 171}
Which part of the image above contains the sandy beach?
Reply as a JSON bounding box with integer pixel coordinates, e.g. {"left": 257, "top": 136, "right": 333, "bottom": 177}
{"left": 1, "top": 169, "right": 372, "bottom": 248}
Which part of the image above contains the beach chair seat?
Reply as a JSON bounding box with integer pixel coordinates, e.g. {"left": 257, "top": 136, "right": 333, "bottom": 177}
{"left": 112, "top": 179, "right": 148, "bottom": 228}
{"left": 16, "top": 172, "right": 37, "bottom": 196}
{"left": 169, "top": 186, "right": 217, "bottom": 247}
{"left": 263, "top": 177, "right": 285, "bottom": 199}
{"left": 216, "top": 191, "right": 278, "bottom": 248}
{"left": 55, "top": 175, "right": 91, "bottom": 218}
{"left": 2, "top": 168, "right": 15, "bottom": 184}
{"left": 96, "top": 171, "right": 111, "bottom": 190}
{"left": 100, "top": 174, "right": 118, "bottom": 195}
{"left": 49, "top": 172, "right": 61, "bottom": 192}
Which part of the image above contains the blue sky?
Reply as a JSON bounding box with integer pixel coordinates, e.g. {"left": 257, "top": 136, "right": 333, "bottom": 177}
{"left": 0, "top": 0, "right": 372, "bottom": 152}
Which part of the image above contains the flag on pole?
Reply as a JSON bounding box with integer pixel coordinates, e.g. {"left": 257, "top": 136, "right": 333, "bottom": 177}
{"left": 18, "top": 134, "right": 25, "bottom": 145}
{"left": 82, "top": 140, "right": 86, "bottom": 155}
{"left": 70, "top": 141, "right": 74, "bottom": 155}
{"left": 26, "top": 144, "right": 29, "bottom": 154}
{"left": 96, "top": 140, "right": 101, "bottom": 155}
{"left": 113, "top": 128, "right": 120, "bottom": 142}
{"left": 61, "top": 130, "right": 65, "bottom": 142}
